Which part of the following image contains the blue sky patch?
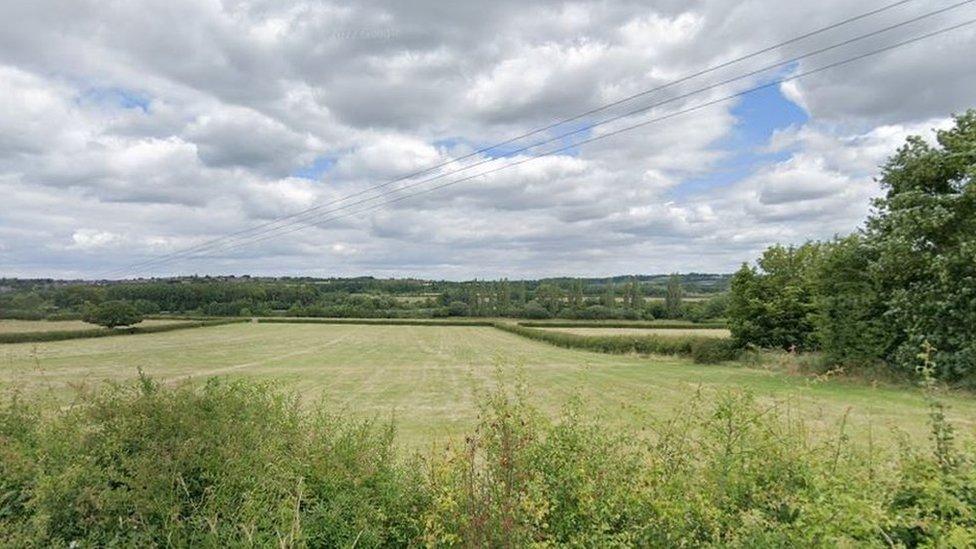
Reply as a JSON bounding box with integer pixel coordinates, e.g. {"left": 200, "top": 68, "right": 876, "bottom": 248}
{"left": 669, "top": 82, "right": 808, "bottom": 198}
{"left": 78, "top": 87, "right": 151, "bottom": 112}
{"left": 292, "top": 156, "right": 336, "bottom": 180}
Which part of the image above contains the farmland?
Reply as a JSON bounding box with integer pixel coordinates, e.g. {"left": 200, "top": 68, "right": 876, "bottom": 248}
{"left": 3, "top": 321, "right": 972, "bottom": 447}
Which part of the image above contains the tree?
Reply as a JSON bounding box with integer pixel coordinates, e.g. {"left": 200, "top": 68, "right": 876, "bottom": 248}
{"left": 812, "top": 235, "right": 890, "bottom": 365}
{"left": 534, "top": 284, "right": 564, "bottom": 315}
{"left": 599, "top": 284, "right": 615, "bottom": 307}
{"left": 863, "top": 110, "right": 976, "bottom": 379}
{"left": 623, "top": 277, "right": 642, "bottom": 310}
{"left": 83, "top": 300, "right": 144, "bottom": 328}
{"left": 727, "top": 244, "right": 822, "bottom": 349}
{"left": 664, "top": 274, "right": 683, "bottom": 319}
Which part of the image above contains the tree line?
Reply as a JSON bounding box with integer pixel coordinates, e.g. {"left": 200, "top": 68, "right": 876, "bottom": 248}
{"left": 728, "top": 111, "right": 975, "bottom": 383}
{"left": 1, "top": 274, "right": 729, "bottom": 322}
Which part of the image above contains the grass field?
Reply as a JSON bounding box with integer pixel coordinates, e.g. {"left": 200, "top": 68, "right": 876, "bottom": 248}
{"left": 0, "top": 319, "right": 187, "bottom": 333}
{"left": 538, "top": 326, "right": 731, "bottom": 337}
{"left": 2, "top": 322, "right": 973, "bottom": 447}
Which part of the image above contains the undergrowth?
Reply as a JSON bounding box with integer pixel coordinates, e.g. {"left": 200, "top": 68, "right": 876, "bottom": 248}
{"left": 1, "top": 369, "right": 973, "bottom": 546}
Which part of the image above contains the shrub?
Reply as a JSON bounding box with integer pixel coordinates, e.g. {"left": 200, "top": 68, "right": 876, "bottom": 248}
{"left": 1, "top": 378, "right": 973, "bottom": 546}
{"left": 521, "top": 300, "right": 551, "bottom": 319}
{"left": 690, "top": 337, "right": 741, "bottom": 364}
{"left": 447, "top": 301, "right": 469, "bottom": 317}
{"left": 0, "top": 378, "right": 428, "bottom": 546}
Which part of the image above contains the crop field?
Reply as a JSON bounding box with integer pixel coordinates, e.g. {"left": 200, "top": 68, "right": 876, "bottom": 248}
{"left": 0, "top": 319, "right": 187, "bottom": 333}
{"left": 2, "top": 322, "right": 972, "bottom": 447}
{"left": 537, "top": 326, "right": 731, "bottom": 337}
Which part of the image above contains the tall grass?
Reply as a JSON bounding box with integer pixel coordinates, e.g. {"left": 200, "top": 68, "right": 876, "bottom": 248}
{"left": 2, "top": 375, "right": 973, "bottom": 546}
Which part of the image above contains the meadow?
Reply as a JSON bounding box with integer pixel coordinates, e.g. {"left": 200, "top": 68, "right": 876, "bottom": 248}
{"left": 2, "top": 321, "right": 972, "bottom": 447}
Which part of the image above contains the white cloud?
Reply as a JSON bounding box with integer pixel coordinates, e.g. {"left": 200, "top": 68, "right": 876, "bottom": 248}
{"left": 0, "top": 0, "right": 973, "bottom": 278}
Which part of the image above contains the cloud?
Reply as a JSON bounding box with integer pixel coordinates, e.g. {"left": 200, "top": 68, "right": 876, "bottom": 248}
{"left": 0, "top": 0, "right": 973, "bottom": 278}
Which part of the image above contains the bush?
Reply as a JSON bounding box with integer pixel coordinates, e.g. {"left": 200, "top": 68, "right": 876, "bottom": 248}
{"left": 447, "top": 301, "right": 469, "bottom": 317}
{"left": 690, "top": 338, "right": 740, "bottom": 363}
{"left": 521, "top": 300, "right": 551, "bottom": 319}
{"left": 82, "top": 300, "right": 143, "bottom": 328}
{"left": 0, "top": 378, "right": 428, "bottom": 546}
{"left": 4, "top": 378, "right": 973, "bottom": 546}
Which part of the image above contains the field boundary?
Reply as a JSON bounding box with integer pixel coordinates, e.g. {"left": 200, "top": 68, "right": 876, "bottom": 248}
{"left": 493, "top": 322, "right": 739, "bottom": 363}
{"left": 0, "top": 319, "right": 246, "bottom": 344}
{"left": 256, "top": 317, "right": 495, "bottom": 327}
{"left": 517, "top": 320, "right": 727, "bottom": 329}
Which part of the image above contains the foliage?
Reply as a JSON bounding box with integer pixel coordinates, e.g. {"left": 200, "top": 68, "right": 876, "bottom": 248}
{"left": 1, "top": 274, "right": 732, "bottom": 322}
{"left": 865, "top": 111, "right": 976, "bottom": 380}
{"left": 665, "top": 273, "right": 684, "bottom": 319}
{"left": 494, "top": 322, "right": 739, "bottom": 363}
{"left": 727, "top": 244, "right": 822, "bottom": 350}
{"left": 82, "top": 300, "right": 143, "bottom": 328}
{"left": 0, "top": 378, "right": 427, "bottom": 546}
{"left": 518, "top": 320, "right": 727, "bottom": 329}
{"left": 3, "top": 377, "right": 973, "bottom": 546}
{"left": 731, "top": 111, "right": 976, "bottom": 382}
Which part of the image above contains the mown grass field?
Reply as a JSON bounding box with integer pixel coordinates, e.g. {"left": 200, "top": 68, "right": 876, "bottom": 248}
{"left": 538, "top": 326, "right": 731, "bottom": 337}
{"left": 0, "top": 319, "right": 187, "bottom": 333}
{"left": 2, "top": 322, "right": 973, "bottom": 447}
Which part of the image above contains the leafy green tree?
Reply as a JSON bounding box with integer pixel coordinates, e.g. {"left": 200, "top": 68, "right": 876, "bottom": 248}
{"left": 83, "top": 300, "right": 144, "bottom": 328}
{"left": 534, "top": 284, "right": 564, "bottom": 315}
{"left": 865, "top": 110, "right": 976, "bottom": 379}
{"left": 664, "top": 274, "right": 683, "bottom": 319}
{"left": 727, "top": 244, "right": 822, "bottom": 349}
{"left": 812, "top": 235, "right": 890, "bottom": 365}
{"left": 599, "top": 284, "right": 615, "bottom": 308}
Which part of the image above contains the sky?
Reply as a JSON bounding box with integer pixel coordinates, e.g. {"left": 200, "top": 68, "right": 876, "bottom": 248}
{"left": 1, "top": 0, "right": 974, "bottom": 280}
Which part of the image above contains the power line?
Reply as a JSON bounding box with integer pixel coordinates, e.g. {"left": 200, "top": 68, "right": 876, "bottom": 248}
{"left": 108, "top": 2, "right": 974, "bottom": 277}
{"left": 102, "top": 0, "right": 929, "bottom": 277}
{"left": 164, "top": 18, "right": 976, "bottom": 269}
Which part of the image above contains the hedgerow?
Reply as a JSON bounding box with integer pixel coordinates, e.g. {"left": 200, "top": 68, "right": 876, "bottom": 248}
{"left": 257, "top": 317, "right": 494, "bottom": 327}
{"left": 494, "top": 322, "right": 740, "bottom": 363}
{"left": 1, "top": 378, "right": 973, "bottom": 546}
{"left": 0, "top": 319, "right": 245, "bottom": 344}
{"left": 518, "top": 320, "right": 727, "bottom": 329}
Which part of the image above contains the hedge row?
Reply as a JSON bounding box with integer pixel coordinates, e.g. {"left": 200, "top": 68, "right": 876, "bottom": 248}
{"left": 518, "top": 320, "right": 727, "bottom": 329}
{"left": 0, "top": 319, "right": 246, "bottom": 344}
{"left": 257, "top": 317, "right": 495, "bottom": 327}
{"left": 494, "top": 322, "right": 740, "bottom": 363}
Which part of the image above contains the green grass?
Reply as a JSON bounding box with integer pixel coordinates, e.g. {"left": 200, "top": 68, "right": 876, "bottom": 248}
{"left": 2, "top": 323, "right": 973, "bottom": 447}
